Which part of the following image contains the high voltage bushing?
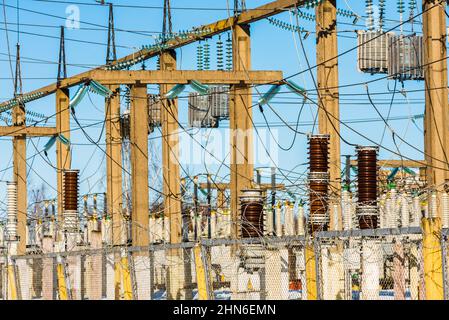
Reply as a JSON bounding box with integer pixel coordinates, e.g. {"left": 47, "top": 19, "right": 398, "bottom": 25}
{"left": 148, "top": 94, "right": 162, "bottom": 131}
{"left": 6, "top": 181, "right": 18, "bottom": 241}
{"left": 120, "top": 109, "right": 130, "bottom": 139}
{"left": 356, "top": 146, "right": 379, "bottom": 229}
{"left": 308, "top": 134, "right": 330, "bottom": 233}
{"left": 239, "top": 189, "right": 265, "bottom": 238}
{"left": 63, "top": 170, "right": 80, "bottom": 232}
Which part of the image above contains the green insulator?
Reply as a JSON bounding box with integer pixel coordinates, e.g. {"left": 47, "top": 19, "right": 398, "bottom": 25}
{"left": 203, "top": 42, "right": 210, "bottom": 70}
{"left": 197, "top": 43, "right": 204, "bottom": 70}
{"left": 226, "top": 33, "right": 232, "bottom": 71}
{"left": 216, "top": 36, "right": 224, "bottom": 71}
{"left": 397, "top": 0, "right": 404, "bottom": 14}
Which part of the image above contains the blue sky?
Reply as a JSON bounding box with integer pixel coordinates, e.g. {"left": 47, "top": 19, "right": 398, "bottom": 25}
{"left": 0, "top": 0, "right": 430, "bottom": 213}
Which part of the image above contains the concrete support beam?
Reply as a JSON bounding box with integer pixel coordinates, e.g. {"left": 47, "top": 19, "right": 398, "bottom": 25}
{"left": 230, "top": 24, "right": 254, "bottom": 240}
{"left": 105, "top": 87, "right": 124, "bottom": 245}
{"left": 160, "top": 50, "right": 185, "bottom": 300}
{"left": 13, "top": 103, "right": 27, "bottom": 255}
{"left": 90, "top": 70, "right": 283, "bottom": 85}
{"left": 316, "top": 0, "right": 341, "bottom": 230}
{"left": 56, "top": 88, "right": 71, "bottom": 240}
{"left": 0, "top": 126, "right": 57, "bottom": 137}
{"left": 130, "top": 84, "right": 149, "bottom": 248}
{"left": 423, "top": 0, "right": 449, "bottom": 216}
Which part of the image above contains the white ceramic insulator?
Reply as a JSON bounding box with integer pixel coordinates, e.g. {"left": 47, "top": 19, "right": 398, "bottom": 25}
{"left": 332, "top": 203, "right": 339, "bottom": 231}
{"left": 211, "top": 212, "right": 217, "bottom": 238}
{"left": 342, "top": 190, "right": 352, "bottom": 230}
{"left": 431, "top": 192, "right": 438, "bottom": 219}
{"left": 386, "top": 195, "right": 393, "bottom": 228}
{"left": 265, "top": 209, "right": 274, "bottom": 236}
{"left": 379, "top": 193, "right": 387, "bottom": 228}
{"left": 401, "top": 194, "right": 410, "bottom": 228}
{"left": 390, "top": 189, "right": 398, "bottom": 228}
{"left": 6, "top": 181, "right": 18, "bottom": 239}
{"left": 442, "top": 192, "right": 449, "bottom": 229}
{"left": 297, "top": 206, "right": 305, "bottom": 236}
{"left": 284, "top": 204, "right": 294, "bottom": 236}
{"left": 275, "top": 205, "right": 282, "bottom": 236}
{"left": 63, "top": 210, "right": 79, "bottom": 234}
{"left": 351, "top": 199, "right": 358, "bottom": 229}
{"left": 412, "top": 196, "right": 421, "bottom": 227}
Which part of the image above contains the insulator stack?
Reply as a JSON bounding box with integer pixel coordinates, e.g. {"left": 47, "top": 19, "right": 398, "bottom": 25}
{"left": 203, "top": 41, "right": 210, "bottom": 70}
{"left": 239, "top": 189, "right": 265, "bottom": 238}
{"left": 442, "top": 191, "right": 449, "bottom": 229}
{"left": 356, "top": 146, "right": 379, "bottom": 229}
{"left": 225, "top": 33, "right": 232, "bottom": 71}
{"left": 308, "top": 134, "right": 330, "bottom": 233}
{"left": 63, "top": 170, "right": 80, "bottom": 232}
{"left": 197, "top": 42, "right": 203, "bottom": 70}
{"left": 216, "top": 36, "right": 224, "bottom": 70}
{"left": 6, "top": 181, "right": 18, "bottom": 240}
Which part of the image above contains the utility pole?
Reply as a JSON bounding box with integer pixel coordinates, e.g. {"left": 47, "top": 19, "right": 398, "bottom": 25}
{"left": 105, "top": 87, "right": 123, "bottom": 246}
{"left": 56, "top": 87, "right": 71, "bottom": 242}
{"left": 160, "top": 49, "right": 184, "bottom": 299}
{"left": 316, "top": 0, "right": 341, "bottom": 230}
{"left": 423, "top": 0, "right": 449, "bottom": 218}
{"left": 13, "top": 43, "right": 27, "bottom": 255}
{"left": 56, "top": 24, "right": 72, "bottom": 242}
{"left": 130, "top": 84, "right": 149, "bottom": 247}
{"left": 229, "top": 23, "right": 253, "bottom": 240}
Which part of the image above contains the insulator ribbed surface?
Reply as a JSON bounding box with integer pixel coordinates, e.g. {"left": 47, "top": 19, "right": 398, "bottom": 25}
{"left": 308, "top": 134, "right": 329, "bottom": 173}
{"left": 356, "top": 146, "right": 378, "bottom": 229}
{"left": 308, "top": 134, "right": 330, "bottom": 233}
{"left": 64, "top": 170, "right": 79, "bottom": 212}
{"left": 6, "top": 181, "right": 18, "bottom": 239}
{"left": 357, "top": 146, "right": 378, "bottom": 204}
{"left": 240, "top": 189, "right": 265, "bottom": 238}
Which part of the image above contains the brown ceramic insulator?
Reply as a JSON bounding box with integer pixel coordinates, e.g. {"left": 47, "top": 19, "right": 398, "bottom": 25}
{"left": 357, "top": 147, "right": 378, "bottom": 205}
{"left": 308, "top": 135, "right": 330, "bottom": 173}
{"left": 241, "top": 202, "right": 264, "bottom": 238}
{"left": 64, "top": 170, "right": 79, "bottom": 212}
{"left": 358, "top": 215, "right": 378, "bottom": 229}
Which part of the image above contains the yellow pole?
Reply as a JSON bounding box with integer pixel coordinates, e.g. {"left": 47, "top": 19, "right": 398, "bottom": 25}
{"left": 114, "top": 258, "right": 122, "bottom": 300}
{"left": 121, "top": 255, "right": 133, "bottom": 300}
{"left": 7, "top": 264, "right": 18, "bottom": 300}
{"left": 422, "top": 217, "right": 444, "bottom": 300}
{"left": 194, "top": 245, "right": 209, "bottom": 300}
{"left": 305, "top": 243, "right": 317, "bottom": 300}
{"left": 56, "top": 262, "right": 68, "bottom": 300}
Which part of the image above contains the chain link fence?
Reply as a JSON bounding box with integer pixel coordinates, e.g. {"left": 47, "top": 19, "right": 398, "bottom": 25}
{"left": 1, "top": 229, "right": 448, "bottom": 300}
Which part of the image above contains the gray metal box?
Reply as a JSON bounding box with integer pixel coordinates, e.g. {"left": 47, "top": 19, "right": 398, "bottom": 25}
{"left": 388, "top": 34, "right": 424, "bottom": 81}
{"left": 357, "top": 30, "right": 392, "bottom": 74}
